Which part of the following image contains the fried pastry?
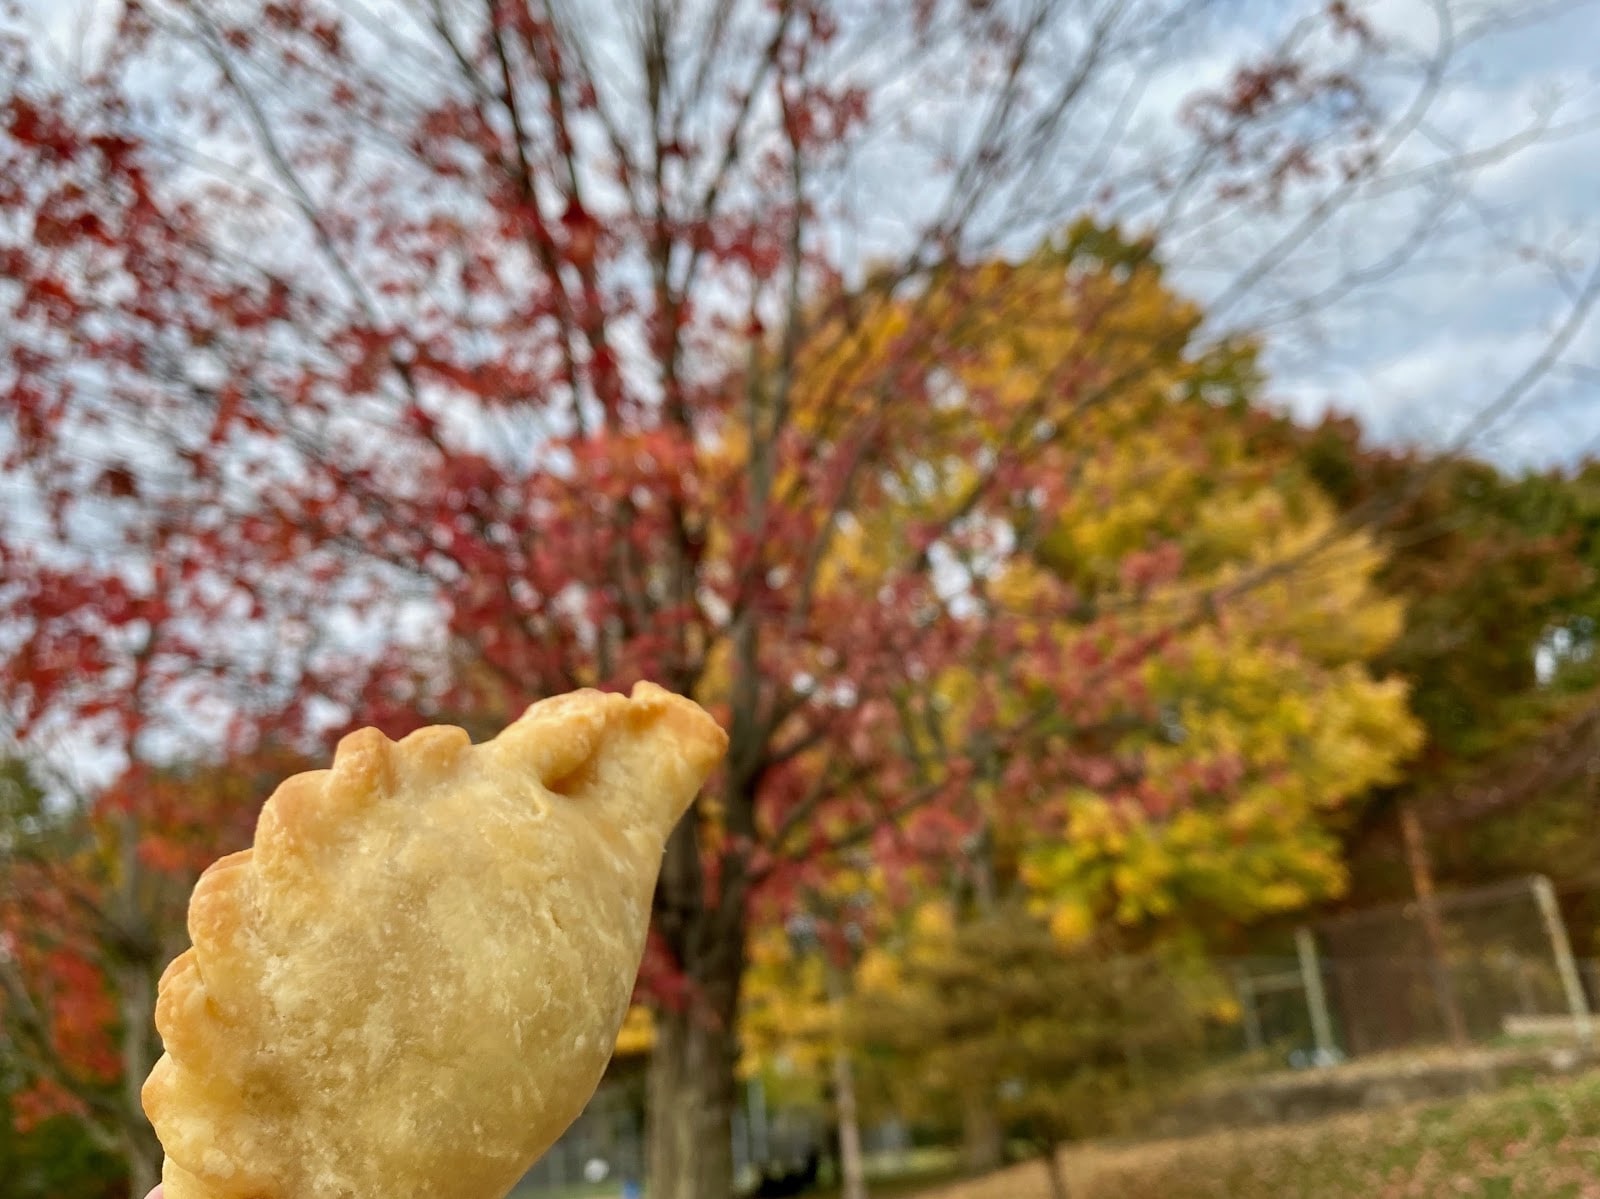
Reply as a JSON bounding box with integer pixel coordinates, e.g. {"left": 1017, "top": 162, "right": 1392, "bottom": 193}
{"left": 142, "top": 682, "right": 727, "bottom": 1199}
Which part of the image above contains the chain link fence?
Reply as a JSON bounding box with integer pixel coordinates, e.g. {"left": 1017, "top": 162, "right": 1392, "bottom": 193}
{"left": 1231, "top": 875, "right": 1593, "bottom": 1066}
{"left": 516, "top": 874, "right": 1599, "bottom": 1193}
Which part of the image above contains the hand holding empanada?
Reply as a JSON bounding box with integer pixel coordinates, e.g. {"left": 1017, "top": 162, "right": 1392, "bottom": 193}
{"left": 142, "top": 682, "right": 726, "bottom": 1199}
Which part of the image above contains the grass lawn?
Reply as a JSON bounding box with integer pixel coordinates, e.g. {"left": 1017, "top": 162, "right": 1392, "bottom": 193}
{"left": 915, "top": 1069, "right": 1600, "bottom": 1199}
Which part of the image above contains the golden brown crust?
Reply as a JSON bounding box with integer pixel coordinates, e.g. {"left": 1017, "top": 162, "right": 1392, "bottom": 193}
{"left": 142, "top": 682, "right": 726, "bottom": 1199}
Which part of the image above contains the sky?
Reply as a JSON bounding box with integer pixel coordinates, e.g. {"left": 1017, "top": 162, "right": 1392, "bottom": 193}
{"left": 10, "top": 0, "right": 1600, "bottom": 479}
{"left": 1247, "top": 0, "right": 1600, "bottom": 468}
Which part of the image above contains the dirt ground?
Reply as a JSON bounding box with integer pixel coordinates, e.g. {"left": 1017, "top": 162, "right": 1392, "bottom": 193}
{"left": 910, "top": 1067, "right": 1600, "bottom": 1199}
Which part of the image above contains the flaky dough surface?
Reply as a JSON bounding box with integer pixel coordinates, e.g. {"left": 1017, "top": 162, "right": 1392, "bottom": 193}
{"left": 142, "top": 682, "right": 726, "bottom": 1199}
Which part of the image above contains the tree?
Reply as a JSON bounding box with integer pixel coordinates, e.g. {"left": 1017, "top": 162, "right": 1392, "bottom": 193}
{"left": 789, "top": 231, "right": 1422, "bottom": 1167}
{"left": 738, "top": 872, "right": 880, "bottom": 1198}
{"left": 851, "top": 904, "right": 1212, "bottom": 1199}
{"left": 0, "top": 1110, "right": 123, "bottom": 1199}
{"left": 1211, "top": 418, "right": 1600, "bottom": 1040}
{"left": 834, "top": 231, "right": 1423, "bottom": 943}
{"left": 1013, "top": 400, "right": 1425, "bottom": 943}
{"left": 1281, "top": 425, "right": 1600, "bottom": 899}
{"left": 0, "top": 752, "right": 303, "bottom": 1196}
{"left": 3, "top": 2, "right": 1595, "bottom": 1195}
{"left": 0, "top": 760, "right": 126, "bottom": 1199}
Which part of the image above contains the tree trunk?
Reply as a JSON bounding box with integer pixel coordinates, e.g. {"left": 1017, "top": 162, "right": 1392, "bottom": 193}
{"left": 646, "top": 815, "right": 749, "bottom": 1199}
{"left": 124, "top": 1133, "right": 160, "bottom": 1199}
{"left": 827, "top": 959, "right": 868, "bottom": 1199}
{"left": 1040, "top": 1144, "right": 1071, "bottom": 1199}
{"left": 113, "top": 957, "right": 162, "bottom": 1198}
{"left": 1398, "top": 799, "right": 1469, "bottom": 1048}
{"left": 960, "top": 1090, "right": 1004, "bottom": 1175}
{"left": 108, "top": 818, "right": 165, "bottom": 1199}
{"left": 647, "top": 999, "right": 742, "bottom": 1199}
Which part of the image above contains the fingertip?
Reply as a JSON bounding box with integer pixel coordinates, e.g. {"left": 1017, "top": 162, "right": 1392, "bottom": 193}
{"left": 146, "top": 1187, "right": 163, "bottom": 1199}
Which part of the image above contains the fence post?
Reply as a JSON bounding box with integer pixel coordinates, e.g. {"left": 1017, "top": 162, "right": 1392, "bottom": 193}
{"left": 1233, "top": 966, "right": 1264, "bottom": 1055}
{"left": 1531, "top": 874, "right": 1592, "bottom": 1043}
{"left": 1296, "top": 927, "right": 1337, "bottom": 1063}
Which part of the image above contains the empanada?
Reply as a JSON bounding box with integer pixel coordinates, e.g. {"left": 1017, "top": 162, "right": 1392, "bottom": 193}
{"left": 142, "top": 682, "right": 727, "bottom": 1199}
